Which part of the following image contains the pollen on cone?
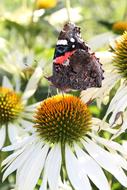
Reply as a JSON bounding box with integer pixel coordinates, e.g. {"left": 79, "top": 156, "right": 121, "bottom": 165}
{"left": 0, "top": 87, "right": 23, "bottom": 124}
{"left": 34, "top": 94, "right": 92, "bottom": 144}
{"left": 113, "top": 32, "right": 127, "bottom": 78}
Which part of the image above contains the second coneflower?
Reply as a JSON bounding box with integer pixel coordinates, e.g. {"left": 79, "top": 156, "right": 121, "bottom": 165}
{"left": 0, "top": 64, "right": 42, "bottom": 149}
{"left": 112, "top": 21, "right": 127, "bottom": 34}
{"left": 2, "top": 94, "right": 127, "bottom": 190}
{"left": 104, "top": 31, "right": 127, "bottom": 126}
{"left": 82, "top": 32, "right": 127, "bottom": 131}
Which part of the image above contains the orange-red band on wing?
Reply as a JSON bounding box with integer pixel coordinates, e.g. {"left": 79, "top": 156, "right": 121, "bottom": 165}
{"left": 54, "top": 50, "right": 75, "bottom": 64}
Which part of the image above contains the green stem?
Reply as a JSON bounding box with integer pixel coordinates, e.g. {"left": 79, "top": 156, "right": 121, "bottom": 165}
{"left": 5, "top": 124, "right": 10, "bottom": 147}
{"left": 0, "top": 124, "right": 10, "bottom": 183}
{"left": 22, "top": 0, "right": 27, "bottom": 9}
{"left": 65, "top": 0, "right": 71, "bottom": 22}
{"left": 30, "top": 0, "right": 37, "bottom": 24}
{"left": 61, "top": 143, "right": 75, "bottom": 190}
{"left": 122, "top": 0, "right": 127, "bottom": 20}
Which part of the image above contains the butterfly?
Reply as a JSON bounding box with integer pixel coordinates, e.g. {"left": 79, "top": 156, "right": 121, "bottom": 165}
{"left": 47, "top": 22, "right": 104, "bottom": 92}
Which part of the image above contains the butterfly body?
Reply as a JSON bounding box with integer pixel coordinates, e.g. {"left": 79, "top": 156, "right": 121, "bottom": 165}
{"left": 47, "top": 23, "right": 104, "bottom": 91}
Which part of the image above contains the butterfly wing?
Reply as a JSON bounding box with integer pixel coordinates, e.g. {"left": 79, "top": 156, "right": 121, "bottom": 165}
{"left": 47, "top": 22, "right": 104, "bottom": 91}
{"left": 68, "top": 49, "right": 104, "bottom": 90}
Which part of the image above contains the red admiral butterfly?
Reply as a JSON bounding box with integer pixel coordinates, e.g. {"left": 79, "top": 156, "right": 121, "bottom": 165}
{"left": 47, "top": 22, "right": 104, "bottom": 91}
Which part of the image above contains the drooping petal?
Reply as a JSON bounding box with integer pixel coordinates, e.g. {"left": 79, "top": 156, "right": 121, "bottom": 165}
{"left": 2, "top": 135, "right": 35, "bottom": 152}
{"left": 0, "top": 125, "right": 6, "bottom": 149}
{"left": 81, "top": 73, "right": 119, "bottom": 106}
{"left": 109, "top": 97, "right": 127, "bottom": 125}
{"left": 89, "top": 132, "right": 127, "bottom": 156}
{"left": 74, "top": 144, "right": 110, "bottom": 190}
{"left": 111, "top": 153, "right": 127, "bottom": 170}
{"left": 2, "top": 143, "right": 36, "bottom": 181}
{"left": 111, "top": 116, "right": 127, "bottom": 138}
{"left": 65, "top": 145, "right": 91, "bottom": 190}
{"left": 105, "top": 84, "right": 127, "bottom": 124}
{"left": 2, "top": 147, "right": 25, "bottom": 167}
{"left": 16, "top": 143, "right": 49, "bottom": 190}
{"left": 83, "top": 138, "right": 127, "bottom": 187}
{"left": 107, "top": 84, "right": 127, "bottom": 113}
{"left": 92, "top": 118, "right": 117, "bottom": 134}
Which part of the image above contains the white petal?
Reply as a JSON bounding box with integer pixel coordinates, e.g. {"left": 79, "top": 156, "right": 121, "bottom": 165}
{"left": 44, "top": 144, "right": 62, "bottom": 190}
{"left": 8, "top": 124, "right": 21, "bottom": 143}
{"left": 83, "top": 138, "right": 127, "bottom": 187}
{"left": 0, "top": 125, "right": 6, "bottom": 149}
{"left": 65, "top": 145, "right": 91, "bottom": 190}
{"left": 111, "top": 153, "right": 127, "bottom": 170}
{"left": 17, "top": 143, "right": 49, "bottom": 190}
{"left": 2, "top": 147, "right": 25, "bottom": 167}
{"left": 92, "top": 118, "right": 117, "bottom": 134}
{"left": 105, "top": 85, "right": 127, "bottom": 123}
{"left": 21, "top": 112, "right": 34, "bottom": 121}
{"left": 2, "top": 76, "right": 13, "bottom": 89}
{"left": 22, "top": 65, "right": 42, "bottom": 101}
{"left": 109, "top": 96, "right": 127, "bottom": 125}
{"left": 14, "top": 76, "right": 21, "bottom": 92}
{"left": 89, "top": 133, "right": 127, "bottom": 156}
{"left": 25, "top": 102, "right": 41, "bottom": 111}
{"left": 74, "top": 144, "right": 110, "bottom": 190}
{"left": 81, "top": 73, "right": 119, "bottom": 104}
{"left": 39, "top": 170, "right": 48, "bottom": 190}
{"left": 107, "top": 85, "right": 127, "bottom": 111}
{"left": 2, "top": 143, "right": 36, "bottom": 181}
{"left": 2, "top": 136, "right": 33, "bottom": 152}
{"left": 20, "top": 119, "right": 35, "bottom": 132}
{"left": 95, "top": 51, "right": 113, "bottom": 65}
{"left": 113, "top": 118, "right": 127, "bottom": 138}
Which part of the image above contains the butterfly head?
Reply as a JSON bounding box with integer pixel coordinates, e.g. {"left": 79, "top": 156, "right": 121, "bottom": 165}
{"left": 54, "top": 23, "right": 88, "bottom": 63}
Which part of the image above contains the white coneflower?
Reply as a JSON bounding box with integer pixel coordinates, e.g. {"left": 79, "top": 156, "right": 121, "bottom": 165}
{"left": 82, "top": 32, "right": 127, "bottom": 124}
{"left": 2, "top": 94, "right": 127, "bottom": 190}
{"left": 0, "top": 64, "right": 42, "bottom": 149}
{"left": 102, "top": 32, "right": 127, "bottom": 127}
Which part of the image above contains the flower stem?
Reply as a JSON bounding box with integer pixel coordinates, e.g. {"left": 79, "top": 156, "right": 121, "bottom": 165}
{"left": 65, "top": 0, "right": 71, "bottom": 22}
{"left": 61, "top": 143, "right": 75, "bottom": 190}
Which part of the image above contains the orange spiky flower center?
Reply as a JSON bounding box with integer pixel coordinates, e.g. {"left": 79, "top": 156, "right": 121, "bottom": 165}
{"left": 0, "top": 87, "right": 24, "bottom": 125}
{"left": 34, "top": 94, "right": 92, "bottom": 144}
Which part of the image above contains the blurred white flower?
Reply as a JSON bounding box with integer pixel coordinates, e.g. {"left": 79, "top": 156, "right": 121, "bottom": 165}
{"left": 0, "top": 64, "right": 42, "bottom": 149}
{"left": 2, "top": 94, "right": 127, "bottom": 190}
{"left": 47, "top": 7, "right": 82, "bottom": 26}
{"left": 0, "top": 50, "right": 36, "bottom": 75}
{"left": 3, "top": 7, "right": 33, "bottom": 25}
{"left": 88, "top": 32, "right": 115, "bottom": 51}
